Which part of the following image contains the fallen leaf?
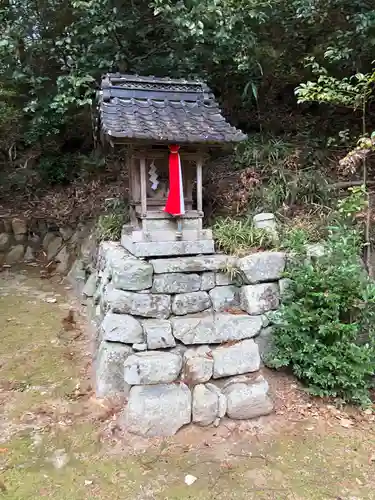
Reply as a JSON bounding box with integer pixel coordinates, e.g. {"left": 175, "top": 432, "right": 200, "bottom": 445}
{"left": 184, "top": 475, "right": 197, "bottom": 486}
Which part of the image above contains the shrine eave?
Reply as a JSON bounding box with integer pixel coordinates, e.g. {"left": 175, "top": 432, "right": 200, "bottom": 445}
{"left": 98, "top": 73, "right": 247, "bottom": 146}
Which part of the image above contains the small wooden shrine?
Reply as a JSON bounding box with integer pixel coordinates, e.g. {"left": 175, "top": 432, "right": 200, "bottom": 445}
{"left": 97, "top": 73, "right": 246, "bottom": 257}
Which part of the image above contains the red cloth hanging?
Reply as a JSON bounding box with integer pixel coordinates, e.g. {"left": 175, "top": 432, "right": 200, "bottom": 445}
{"left": 164, "top": 145, "right": 185, "bottom": 216}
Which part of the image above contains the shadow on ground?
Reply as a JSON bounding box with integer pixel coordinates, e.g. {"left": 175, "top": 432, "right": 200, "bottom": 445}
{"left": 0, "top": 268, "right": 374, "bottom": 499}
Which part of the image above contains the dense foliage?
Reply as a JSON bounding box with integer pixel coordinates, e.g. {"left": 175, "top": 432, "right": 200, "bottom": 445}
{"left": 267, "top": 193, "right": 375, "bottom": 406}
{"left": 1, "top": 1, "right": 375, "bottom": 148}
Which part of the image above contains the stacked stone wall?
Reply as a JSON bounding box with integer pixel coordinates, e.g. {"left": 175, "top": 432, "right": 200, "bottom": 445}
{"left": 86, "top": 242, "right": 286, "bottom": 437}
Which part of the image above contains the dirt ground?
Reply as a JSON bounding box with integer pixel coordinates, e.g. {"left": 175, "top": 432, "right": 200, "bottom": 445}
{"left": 0, "top": 267, "right": 374, "bottom": 500}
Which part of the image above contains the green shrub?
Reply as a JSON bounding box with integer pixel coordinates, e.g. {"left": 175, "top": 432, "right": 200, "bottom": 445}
{"left": 213, "top": 217, "right": 276, "bottom": 255}
{"left": 267, "top": 223, "right": 375, "bottom": 406}
{"left": 37, "top": 154, "right": 77, "bottom": 185}
{"left": 95, "top": 198, "right": 129, "bottom": 241}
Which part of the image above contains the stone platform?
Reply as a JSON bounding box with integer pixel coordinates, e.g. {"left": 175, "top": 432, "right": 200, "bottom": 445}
{"left": 86, "top": 242, "right": 286, "bottom": 437}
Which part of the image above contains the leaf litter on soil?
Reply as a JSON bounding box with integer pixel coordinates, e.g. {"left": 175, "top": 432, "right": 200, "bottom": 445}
{"left": 0, "top": 267, "right": 375, "bottom": 499}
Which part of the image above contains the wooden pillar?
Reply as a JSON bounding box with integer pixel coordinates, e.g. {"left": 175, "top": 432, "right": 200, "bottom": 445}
{"left": 196, "top": 156, "right": 203, "bottom": 215}
{"left": 140, "top": 156, "right": 147, "bottom": 217}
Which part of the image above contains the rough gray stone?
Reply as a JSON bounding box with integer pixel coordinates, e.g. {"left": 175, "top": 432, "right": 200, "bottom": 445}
{"left": 11, "top": 218, "right": 27, "bottom": 236}
{"left": 206, "top": 383, "right": 227, "bottom": 418}
{"left": 82, "top": 272, "right": 98, "bottom": 297}
{"left": 105, "top": 286, "right": 171, "bottom": 319}
{"left": 215, "top": 272, "right": 235, "bottom": 286}
{"left": 215, "top": 313, "right": 262, "bottom": 340}
{"left": 240, "top": 283, "right": 280, "bottom": 315}
{"left": 122, "top": 383, "right": 191, "bottom": 437}
{"left": 47, "top": 236, "right": 63, "bottom": 261}
{"left": 142, "top": 319, "right": 175, "bottom": 349}
{"left": 124, "top": 351, "right": 182, "bottom": 385}
{"left": 3, "top": 219, "right": 12, "bottom": 233}
{"left": 102, "top": 312, "right": 144, "bottom": 344}
{"left": 95, "top": 341, "right": 133, "bottom": 398}
{"left": 306, "top": 243, "right": 325, "bottom": 258}
{"left": 192, "top": 384, "right": 220, "bottom": 426}
{"left": 238, "top": 251, "right": 286, "bottom": 284}
{"left": 133, "top": 343, "right": 147, "bottom": 351}
{"left": 0, "top": 233, "right": 10, "bottom": 252}
{"left": 201, "top": 272, "right": 216, "bottom": 291}
{"left": 55, "top": 245, "right": 70, "bottom": 274}
{"left": 182, "top": 346, "right": 213, "bottom": 384}
{"left": 223, "top": 375, "right": 273, "bottom": 419}
{"left": 150, "top": 255, "right": 237, "bottom": 274}
{"left": 212, "top": 339, "right": 260, "bottom": 378}
{"left": 29, "top": 233, "right": 41, "bottom": 248}
{"left": 14, "top": 234, "right": 26, "bottom": 243}
{"left": 80, "top": 234, "right": 97, "bottom": 268}
{"left": 152, "top": 273, "right": 201, "bottom": 294}
{"left": 67, "top": 259, "right": 86, "bottom": 293}
{"left": 42, "top": 232, "right": 56, "bottom": 251}
{"left": 107, "top": 244, "right": 153, "bottom": 291}
{"left": 5, "top": 245, "right": 24, "bottom": 264}
{"left": 172, "top": 291, "right": 211, "bottom": 315}
{"left": 254, "top": 327, "right": 274, "bottom": 364}
{"left": 24, "top": 246, "right": 35, "bottom": 262}
{"left": 171, "top": 312, "right": 262, "bottom": 344}
{"left": 209, "top": 286, "right": 239, "bottom": 312}
{"left": 171, "top": 313, "right": 215, "bottom": 344}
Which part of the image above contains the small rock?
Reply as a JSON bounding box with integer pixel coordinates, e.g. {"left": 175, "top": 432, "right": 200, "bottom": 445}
{"left": 182, "top": 346, "right": 213, "bottom": 384}
{"left": 172, "top": 291, "right": 211, "bottom": 315}
{"left": 82, "top": 273, "right": 98, "bottom": 298}
{"left": 124, "top": 351, "right": 182, "bottom": 385}
{"left": 24, "top": 246, "right": 35, "bottom": 262}
{"left": 201, "top": 272, "right": 216, "bottom": 291}
{"left": 11, "top": 218, "right": 27, "bottom": 236}
{"left": 46, "top": 235, "right": 63, "bottom": 261}
{"left": 101, "top": 312, "right": 144, "bottom": 344}
{"left": 192, "top": 383, "right": 226, "bottom": 426}
{"left": 55, "top": 245, "right": 70, "bottom": 274}
{"left": 240, "top": 283, "right": 280, "bottom": 315}
{"left": 42, "top": 232, "right": 57, "bottom": 251}
{"left": 122, "top": 383, "right": 191, "bottom": 436}
{"left": 0, "top": 233, "right": 11, "bottom": 252}
{"left": 142, "top": 319, "right": 176, "bottom": 349}
{"left": 184, "top": 475, "right": 197, "bottom": 486}
{"left": 223, "top": 375, "right": 273, "bottom": 419}
{"left": 212, "top": 339, "right": 260, "bottom": 378}
{"left": 95, "top": 341, "right": 133, "bottom": 398}
{"left": 50, "top": 449, "right": 69, "bottom": 470}
{"left": 5, "top": 245, "right": 24, "bottom": 264}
